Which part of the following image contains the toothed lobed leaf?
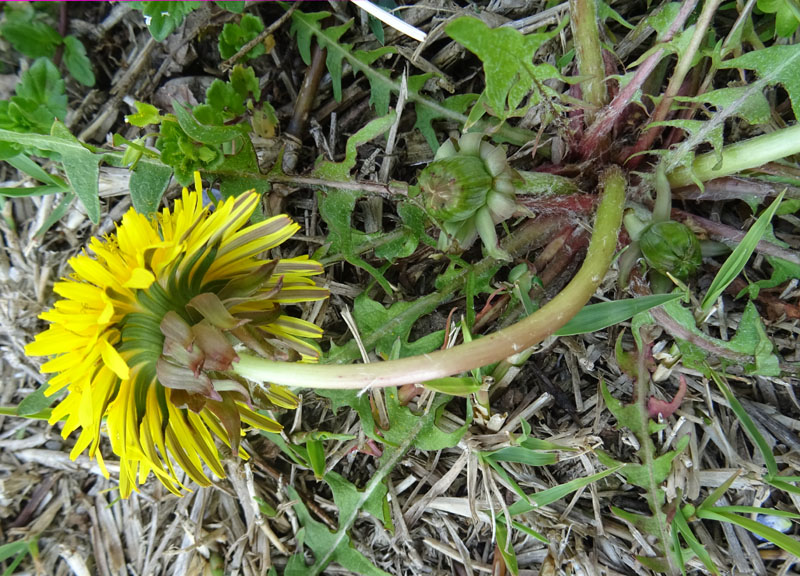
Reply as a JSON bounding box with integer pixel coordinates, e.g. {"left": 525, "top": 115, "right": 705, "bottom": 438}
{"left": 444, "top": 16, "right": 565, "bottom": 122}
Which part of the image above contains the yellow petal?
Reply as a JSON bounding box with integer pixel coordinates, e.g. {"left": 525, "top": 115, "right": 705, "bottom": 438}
{"left": 101, "top": 339, "right": 130, "bottom": 380}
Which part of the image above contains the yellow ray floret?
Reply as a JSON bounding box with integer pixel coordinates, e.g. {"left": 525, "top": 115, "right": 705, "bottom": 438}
{"left": 26, "top": 179, "right": 329, "bottom": 498}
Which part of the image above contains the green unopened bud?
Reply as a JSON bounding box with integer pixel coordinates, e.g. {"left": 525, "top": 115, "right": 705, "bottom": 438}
{"left": 639, "top": 221, "right": 702, "bottom": 280}
{"left": 420, "top": 156, "right": 492, "bottom": 221}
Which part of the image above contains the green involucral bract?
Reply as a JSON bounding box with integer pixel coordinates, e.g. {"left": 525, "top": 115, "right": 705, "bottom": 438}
{"left": 418, "top": 133, "right": 523, "bottom": 261}
{"left": 639, "top": 220, "right": 702, "bottom": 280}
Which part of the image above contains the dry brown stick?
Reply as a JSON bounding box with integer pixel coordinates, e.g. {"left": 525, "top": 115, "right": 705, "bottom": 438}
{"left": 283, "top": 41, "right": 329, "bottom": 173}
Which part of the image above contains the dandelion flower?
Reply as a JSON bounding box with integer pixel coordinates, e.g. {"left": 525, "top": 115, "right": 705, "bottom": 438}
{"left": 26, "top": 175, "right": 328, "bottom": 497}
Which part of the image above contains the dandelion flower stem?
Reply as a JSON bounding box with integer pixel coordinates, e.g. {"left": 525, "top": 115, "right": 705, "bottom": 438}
{"left": 233, "top": 167, "right": 626, "bottom": 390}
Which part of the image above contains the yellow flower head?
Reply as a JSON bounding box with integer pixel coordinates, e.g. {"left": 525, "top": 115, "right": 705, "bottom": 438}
{"left": 26, "top": 176, "right": 328, "bottom": 497}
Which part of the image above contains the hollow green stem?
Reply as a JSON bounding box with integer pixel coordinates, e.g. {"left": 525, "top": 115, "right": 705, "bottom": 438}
{"left": 233, "top": 167, "right": 626, "bottom": 389}
{"left": 570, "top": 0, "right": 607, "bottom": 124}
{"left": 668, "top": 123, "right": 800, "bottom": 188}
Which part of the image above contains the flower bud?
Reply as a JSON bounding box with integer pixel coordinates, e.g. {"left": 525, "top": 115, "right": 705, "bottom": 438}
{"left": 639, "top": 221, "right": 702, "bottom": 280}
{"left": 420, "top": 156, "right": 492, "bottom": 221}
{"left": 419, "top": 133, "right": 522, "bottom": 259}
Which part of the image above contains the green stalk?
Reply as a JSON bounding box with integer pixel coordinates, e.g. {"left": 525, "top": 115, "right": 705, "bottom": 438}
{"left": 668, "top": 123, "right": 800, "bottom": 188}
{"left": 569, "top": 0, "right": 607, "bottom": 124}
{"left": 233, "top": 167, "right": 626, "bottom": 389}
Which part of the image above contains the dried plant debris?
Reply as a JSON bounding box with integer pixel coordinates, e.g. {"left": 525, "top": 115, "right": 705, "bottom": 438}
{"left": 2, "top": 2, "right": 800, "bottom": 576}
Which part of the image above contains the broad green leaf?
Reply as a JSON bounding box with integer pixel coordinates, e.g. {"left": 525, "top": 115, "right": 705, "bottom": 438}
{"left": 727, "top": 301, "right": 780, "bottom": 376}
{"left": 316, "top": 189, "right": 394, "bottom": 295}
{"left": 719, "top": 44, "right": 800, "bottom": 119}
{"left": 215, "top": 0, "right": 245, "bottom": 13}
{"left": 285, "top": 387, "right": 443, "bottom": 576}
{"left": 554, "top": 293, "right": 681, "bottom": 336}
{"left": 382, "top": 390, "right": 468, "bottom": 451}
{"left": 290, "top": 11, "right": 397, "bottom": 113}
{"left": 701, "top": 191, "right": 785, "bottom": 312}
{"left": 63, "top": 35, "right": 95, "bottom": 87}
{"left": 324, "top": 471, "right": 387, "bottom": 524}
{"left": 288, "top": 8, "right": 535, "bottom": 145}
{"left": 129, "top": 159, "right": 172, "bottom": 214}
{"left": 662, "top": 299, "right": 779, "bottom": 376}
{"left": 285, "top": 486, "right": 391, "bottom": 576}
{"left": 351, "top": 293, "right": 445, "bottom": 360}
{"left": 445, "top": 17, "right": 564, "bottom": 121}
{"left": 757, "top": 0, "right": 800, "bottom": 37}
{"left": 675, "top": 86, "right": 771, "bottom": 126}
{"left": 50, "top": 121, "right": 101, "bottom": 223}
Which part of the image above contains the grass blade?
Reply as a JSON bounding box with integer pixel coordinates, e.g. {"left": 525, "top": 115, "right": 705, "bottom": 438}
{"left": 555, "top": 293, "right": 681, "bottom": 336}
{"left": 700, "top": 190, "right": 785, "bottom": 313}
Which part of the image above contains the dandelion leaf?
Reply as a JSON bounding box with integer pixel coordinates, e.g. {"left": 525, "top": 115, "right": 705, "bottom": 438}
{"left": 312, "top": 112, "right": 396, "bottom": 181}
{"left": 445, "top": 17, "right": 564, "bottom": 122}
{"left": 719, "top": 43, "right": 800, "bottom": 119}
{"left": 324, "top": 471, "right": 388, "bottom": 525}
{"left": 285, "top": 487, "right": 390, "bottom": 576}
{"left": 290, "top": 10, "right": 397, "bottom": 113}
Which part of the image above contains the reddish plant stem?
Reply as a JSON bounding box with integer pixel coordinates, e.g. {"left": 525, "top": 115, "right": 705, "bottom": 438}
{"left": 671, "top": 208, "right": 800, "bottom": 265}
{"left": 624, "top": 0, "right": 722, "bottom": 167}
{"left": 577, "top": 0, "right": 698, "bottom": 159}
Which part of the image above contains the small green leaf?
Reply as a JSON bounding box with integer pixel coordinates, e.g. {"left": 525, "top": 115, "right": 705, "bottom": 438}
{"left": 324, "top": 471, "right": 387, "bottom": 524}
{"left": 483, "top": 446, "right": 558, "bottom": 467}
{"left": 422, "top": 377, "right": 481, "bottom": 396}
{"left": 132, "top": 1, "right": 203, "bottom": 42}
{"left": 757, "top": 0, "right": 800, "bottom": 37}
{"left": 307, "top": 438, "right": 326, "bottom": 479}
{"left": 126, "top": 101, "right": 162, "bottom": 127}
{"left": 63, "top": 35, "right": 95, "bottom": 87}
{"left": 0, "top": 58, "right": 66, "bottom": 134}
{"left": 285, "top": 486, "right": 391, "bottom": 576}
{"left": 173, "top": 101, "right": 244, "bottom": 145}
{"left": 214, "top": 0, "right": 245, "bottom": 13}
{"left": 218, "top": 13, "right": 265, "bottom": 60}
{"left": 0, "top": 4, "right": 61, "bottom": 59}
{"left": 312, "top": 112, "right": 396, "bottom": 181}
